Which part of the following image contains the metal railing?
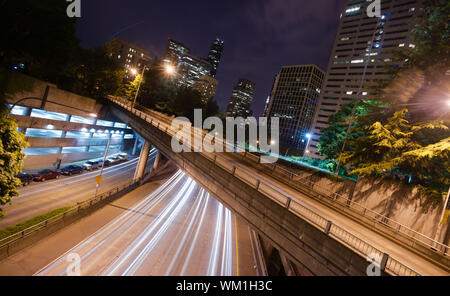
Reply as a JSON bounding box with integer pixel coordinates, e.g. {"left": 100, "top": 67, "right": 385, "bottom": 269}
{"left": 107, "top": 96, "right": 429, "bottom": 276}
{"left": 0, "top": 175, "right": 146, "bottom": 251}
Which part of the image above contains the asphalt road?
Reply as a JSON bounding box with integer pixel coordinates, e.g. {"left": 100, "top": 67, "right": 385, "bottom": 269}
{"left": 33, "top": 170, "right": 265, "bottom": 276}
{"left": 0, "top": 149, "right": 158, "bottom": 229}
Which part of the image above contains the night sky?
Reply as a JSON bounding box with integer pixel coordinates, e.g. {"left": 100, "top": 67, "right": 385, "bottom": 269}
{"left": 76, "top": 0, "right": 346, "bottom": 116}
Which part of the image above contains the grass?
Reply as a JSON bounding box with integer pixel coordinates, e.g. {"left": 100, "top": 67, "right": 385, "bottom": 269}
{"left": 0, "top": 206, "right": 72, "bottom": 241}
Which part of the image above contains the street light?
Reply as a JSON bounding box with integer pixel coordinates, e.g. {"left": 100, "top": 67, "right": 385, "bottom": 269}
{"left": 130, "top": 66, "right": 147, "bottom": 109}
{"left": 303, "top": 133, "right": 312, "bottom": 157}
{"left": 165, "top": 64, "right": 175, "bottom": 75}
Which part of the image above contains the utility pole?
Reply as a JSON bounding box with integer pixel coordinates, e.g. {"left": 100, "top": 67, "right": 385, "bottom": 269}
{"left": 94, "top": 137, "right": 111, "bottom": 199}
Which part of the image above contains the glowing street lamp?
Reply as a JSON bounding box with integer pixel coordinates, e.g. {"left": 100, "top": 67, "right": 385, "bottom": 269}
{"left": 165, "top": 64, "right": 175, "bottom": 75}
{"left": 303, "top": 133, "right": 312, "bottom": 157}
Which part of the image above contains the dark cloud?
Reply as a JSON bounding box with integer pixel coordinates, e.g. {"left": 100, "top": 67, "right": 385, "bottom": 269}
{"left": 76, "top": 0, "right": 345, "bottom": 115}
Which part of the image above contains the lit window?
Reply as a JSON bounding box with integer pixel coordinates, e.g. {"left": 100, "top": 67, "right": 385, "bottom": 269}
{"left": 346, "top": 91, "right": 353, "bottom": 95}
{"left": 66, "top": 131, "right": 91, "bottom": 139}
{"left": 93, "top": 133, "right": 108, "bottom": 138}
{"left": 25, "top": 128, "right": 63, "bottom": 138}
{"left": 62, "top": 147, "right": 87, "bottom": 154}
{"left": 351, "top": 59, "right": 364, "bottom": 64}
{"left": 114, "top": 122, "right": 127, "bottom": 128}
{"left": 399, "top": 43, "right": 405, "bottom": 47}
{"left": 70, "top": 115, "right": 95, "bottom": 125}
{"left": 10, "top": 105, "right": 28, "bottom": 116}
{"left": 96, "top": 120, "right": 115, "bottom": 127}
{"left": 124, "top": 134, "right": 134, "bottom": 139}
{"left": 89, "top": 146, "right": 106, "bottom": 152}
{"left": 362, "top": 92, "right": 368, "bottom": 96}
{"left": 30, "top": 109, "right": 68, "bottom": 121}
{"left": 24, "top": 147, "right": 60, "bottom": 155}
{"left": 409, "top": 44, "right": 416, "bottom": 48}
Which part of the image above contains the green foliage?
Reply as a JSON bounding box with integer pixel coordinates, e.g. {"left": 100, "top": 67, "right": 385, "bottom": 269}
{"left": 319, "top": 2, "right": 450, "bottom": 200}
{"left": 59, "top": 47, "right": 125, "bottom": 100}
{"left": 0, "top": 113, "right": 29, "bottom": 216}
{"left": 0, "top": 206, "right": 71, "bottom": 239}
{"left": 136, "top": 59, "right": 221, "bottom": 120}
{"left": 117, "top": 74, "right": 141, "bottom": 102}
{"left": 341, "top": 110, "right": 450, "bottom": 199}
{"left": 0, "top": 0, "right": 80, "bottom": 83}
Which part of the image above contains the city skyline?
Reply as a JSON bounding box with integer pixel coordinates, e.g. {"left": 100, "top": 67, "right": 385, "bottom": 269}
{"left": 76, "top": 0, "right": 346, "bottom": 115}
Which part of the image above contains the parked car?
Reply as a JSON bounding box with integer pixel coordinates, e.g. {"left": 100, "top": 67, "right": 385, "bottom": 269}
{"left": 83, "top": 161, "right": 100, "bottom": 171}
{"left": 32, "top": 169, "right": 61, "bottom": 182}
{"left": 118, "top": 153, "right": 129, "bottom": 162}
{"left": 106, "top": 156, "right": 122, "bottom": 166}
{"left": 16, "top": 172, "right": 33, "bottom": 186}
{"left": 61, "top": 165, "right": 84, "bottom": 176}
{"left": 99, "top": 159, "right": 112, "bottom": 168}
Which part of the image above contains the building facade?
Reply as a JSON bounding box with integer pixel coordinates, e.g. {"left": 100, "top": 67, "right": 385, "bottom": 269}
{"left": 177, "top": 54, "right": 213, "bottom": 88}
{"left": 265, "top": 65, "right": 324, "bottom": 156}
{"left": 226, "top": 79, "right": 256, "bottom": 118}
{"left": 307, "top": 0, "right": 427, "bottom": 158}
{"left": 5, "top": 72, "right": 135, "bottom": 170}
{"left": 105, "top": 38, "right": 152, "bottom": 78}
{"left": 192, "top": 75, "right": 219, "bottom": 103}
{"left": 164, "top": 38, "right": 191, "bottom": 64}
{"left": 207, "top": 38, "right": 225, "bottom": 77}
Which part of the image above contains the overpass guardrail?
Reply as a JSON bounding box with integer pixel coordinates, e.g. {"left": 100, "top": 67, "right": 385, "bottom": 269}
{"left": 107, "top": 96, "right": 433, "bottom": 276}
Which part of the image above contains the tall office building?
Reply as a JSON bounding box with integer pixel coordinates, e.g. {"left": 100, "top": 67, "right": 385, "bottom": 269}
{"left": 105, "top": 38, "right": 152, "bottom": 77}
{"left": 265, "top": 65, "right": 324, "bottom": 156}
{"left": 192, "top": 75, "right": 218, "bottom": 103}
{"left": 177, "top": 55, "right": 213, "bottom": 88}
{"left": 164, "top": 38, "right": 191, "bottom": 64}
{"left": 226, "top": 79, "right": 256, "bottom": 118}
{"left": 207, "top": 38, "right": 225, "bottom": 77}
{"left": 307, "top": 0, "right": 427, "bottom": 158}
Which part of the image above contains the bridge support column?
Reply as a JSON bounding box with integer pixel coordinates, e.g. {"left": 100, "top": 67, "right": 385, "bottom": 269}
{"left": 134, "top": 140, "right": 151, "bottom": 181}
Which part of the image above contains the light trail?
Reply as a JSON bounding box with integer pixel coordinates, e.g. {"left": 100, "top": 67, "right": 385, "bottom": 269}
{"left": 35, "top": 170, "right": 258, "bottom": 276}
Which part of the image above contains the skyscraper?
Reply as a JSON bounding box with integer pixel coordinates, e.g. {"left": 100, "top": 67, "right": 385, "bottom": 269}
{"left": 226, "top": 79, "right": 256, "bottom": 118}
{"left": 105, "top": 38, "right": 152, "bottom": 78}
{"left": 207, "top": 38, "right": 225, "bottom": 77}
{"left": 265, "top": 65, "right": 324, "bottom": 156}
{"left": 307, "top": 0, "right": 427, "bottom": 158}
{"left": 177, "top": 54, "right": 212, "bottom": 88}
{"left": 164, "top": 38, "right": 190, "bottom": 64}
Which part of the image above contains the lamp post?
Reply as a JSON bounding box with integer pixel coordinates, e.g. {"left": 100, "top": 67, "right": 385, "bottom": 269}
{"left": 94, "top": 135, "right": 111, "bottom": 199}
{"left": 130, "top": 63, "right": 176, "bottom": 109}
{"left": 433, "top": 188, "right": 450, "bottom": 253}
{"left": 303, "top": 133, "right": 312, "bottom": 157}
{"left": 131, "top": 66, "right": 147, "bottom": 109}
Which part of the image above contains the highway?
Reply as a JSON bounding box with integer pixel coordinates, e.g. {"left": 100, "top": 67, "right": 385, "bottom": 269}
{"left": 32, "top": 170, "right": 264, "bottom": 276}
{"left": 0, "top": 149, "right": 158, "bottom": 229}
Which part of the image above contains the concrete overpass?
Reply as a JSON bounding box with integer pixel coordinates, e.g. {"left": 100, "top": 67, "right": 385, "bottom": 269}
{"left": 105, "top": 96, "right": 449, "bottom": 276}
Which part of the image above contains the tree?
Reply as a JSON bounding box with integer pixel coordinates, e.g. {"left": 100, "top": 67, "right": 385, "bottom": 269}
{"left": 137, "top": 59, "right": 178, "bottom": 109}
{"left": 0, "top": 0, "right": 80, "bottom": 83}
{"left": 341, "top": 110, "right": 449, "bottom": 199}
{"left": 0, "top": 101, "right": 28, "bottom": 217}
{"left": 117, "top": 74, "right": 141, "bottom": 102}
{"left": 318, "top": 101, "right": 367, "bottom": 160}
{"left": 169, "top": 87, "right": 205, "bottom": 121}
{"left": 319, "top": 2, "right": 450, "bottom": 199}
